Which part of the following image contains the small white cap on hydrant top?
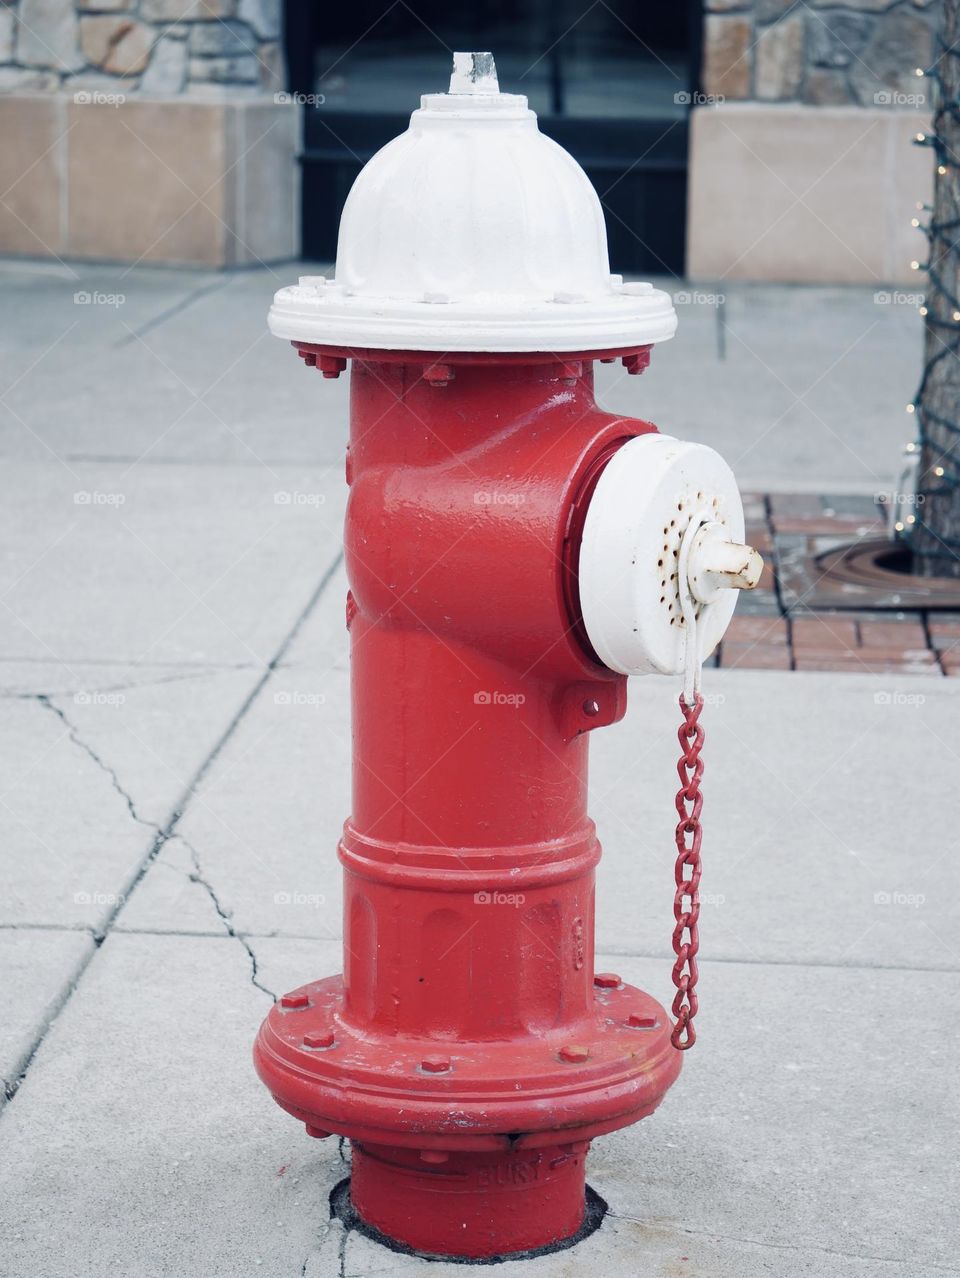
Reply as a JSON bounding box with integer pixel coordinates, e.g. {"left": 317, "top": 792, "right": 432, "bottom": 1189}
{"left": 268, "top": 52, "right": 677, "bottom": 353}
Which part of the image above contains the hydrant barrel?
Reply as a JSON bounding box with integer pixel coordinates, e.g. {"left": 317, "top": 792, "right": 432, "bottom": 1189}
{"left": 254, "top": 51, "right": 759, "bottom": 1261}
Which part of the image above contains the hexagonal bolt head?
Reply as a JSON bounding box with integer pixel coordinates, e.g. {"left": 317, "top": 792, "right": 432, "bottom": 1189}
{"left": 306, "top": 1124, "right": 332, "bottom": 1139}
{"left": 420, "top": 1055, "right": 452, "bottom": 1073}
{"left": 627, "top": 1012, "right": 658, "bottom": 1029}
{"left": 559, "top": 1044, "right": 590, "bottom": 1063}
{"left": 622, "top": 350, "right": 651, "bottom": 375}
{"left": 318, "top": 355, "right": 347, "bottom": 379}
{"left": 593, "top": 972, "right": 621, "bottom": 988}
{"left": 423, "top": 364, "right": 455, "bottom": 388}
{"left": 303, "top": 1030, "right": 335, "bottom": 1049}
{"left": 280, "top": 992, "right": 309, "bottom": 1009}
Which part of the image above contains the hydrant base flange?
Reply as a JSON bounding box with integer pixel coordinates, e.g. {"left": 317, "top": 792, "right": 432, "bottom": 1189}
{"left": 254, "top": 974, "right": 681, "bottom": 1152}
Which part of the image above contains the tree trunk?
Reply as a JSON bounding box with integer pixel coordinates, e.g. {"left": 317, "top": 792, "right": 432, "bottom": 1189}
{"left": 914, "top": 0, "right": 960, "bottom": 578}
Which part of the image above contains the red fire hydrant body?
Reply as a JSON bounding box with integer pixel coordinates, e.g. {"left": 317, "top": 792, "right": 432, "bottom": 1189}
{"left": 254, "top": 349, "right": 682, "bottom": 1255}
{"left": 255, "top": 51, "right": 760, "bottom": 1261}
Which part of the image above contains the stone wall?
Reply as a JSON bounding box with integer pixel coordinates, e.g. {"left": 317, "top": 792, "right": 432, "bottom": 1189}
{"left": 0, "top": 0, "right": 282, "bottom": 99}
{"left": 0, "top": 0, "right": 296, "bottom": 265}
{"left": 703, "top": 0, "right": 940, "bottom": 107}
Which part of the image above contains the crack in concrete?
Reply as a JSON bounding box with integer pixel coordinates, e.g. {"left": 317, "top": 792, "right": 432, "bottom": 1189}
{"left": 177, "top": 833, "right": 275, "bottom": 1000}
{"left": 337, "top": 1223, "right": 349, "bottom": 1278}
{"left": 607, "top": 1209, "right": 960, "bottom": 1272}
{"left": 1, "top": 552, "right": 344, "bottom": 1116}
{"left": 36, "top": 694, "right": 156, "bottom": 831}
{"left": 37, "top": 686, "right": 276, "bottom": 1000}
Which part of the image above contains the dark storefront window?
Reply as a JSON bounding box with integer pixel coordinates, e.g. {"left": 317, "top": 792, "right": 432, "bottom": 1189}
{"left": 286, "top": 2, "right": 698, "bottom": 274}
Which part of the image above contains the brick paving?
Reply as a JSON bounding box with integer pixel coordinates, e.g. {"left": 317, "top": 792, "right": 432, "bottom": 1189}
{"left": 717, "top": 492, "right": 960, "bottom": 676}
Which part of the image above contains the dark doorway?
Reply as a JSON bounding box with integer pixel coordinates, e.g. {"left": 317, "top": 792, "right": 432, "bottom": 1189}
{"left": 284, "top": 2, "right": 699, "bottom": 275}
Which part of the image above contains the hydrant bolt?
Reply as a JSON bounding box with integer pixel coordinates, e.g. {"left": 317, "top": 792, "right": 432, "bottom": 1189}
{"left": 420, "top": 1055, "right": 452, "bottom": 1074}
{"left": 279, "top": 992, "right": 308, "bottom": 1010}
{"left": 303, "top": 1031, "right": 335, "bottom": 1050}
{"left": 559, "top": 1045, "right": 591, "bottom": 1064}
{"left": 593, "top": 972, "right": 622, "bottom": 988}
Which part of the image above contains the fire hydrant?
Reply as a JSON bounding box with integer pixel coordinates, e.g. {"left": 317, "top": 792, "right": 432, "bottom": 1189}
{"left": 254, "top": 52, "right": 761, "bottom": 1260}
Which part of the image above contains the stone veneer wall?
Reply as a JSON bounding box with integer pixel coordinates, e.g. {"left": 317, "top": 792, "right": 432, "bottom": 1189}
{"left": 0, "top": 0, "right": 297, "bottom": 265}
{"left": 702, "top": 0, "right": 940, "bottom": 106}
{"left": 0, "top": 0, "right": 282, "bottom": 97}
{"left": 689, "top": 1, "right": 939, "bottom": 281}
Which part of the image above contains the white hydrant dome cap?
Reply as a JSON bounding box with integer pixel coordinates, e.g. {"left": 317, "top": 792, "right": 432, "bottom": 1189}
{"left": 269, "top": 52, "right": 677, "bottom": 353}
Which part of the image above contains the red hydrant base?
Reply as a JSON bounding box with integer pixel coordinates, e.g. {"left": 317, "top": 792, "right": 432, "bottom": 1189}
{"left": 254, "top": 973, "right": 680, "bottom": 1154}
{"left": 350, "top": 1140, "right": 590, "bottom": 1258}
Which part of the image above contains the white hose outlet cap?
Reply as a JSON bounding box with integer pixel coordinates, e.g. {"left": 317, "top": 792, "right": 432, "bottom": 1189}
{"left": 578, "top": 435, "right": 762, "bottom": 676}
{"left": 268, "top": 52, "right": 677, "bottom": 353}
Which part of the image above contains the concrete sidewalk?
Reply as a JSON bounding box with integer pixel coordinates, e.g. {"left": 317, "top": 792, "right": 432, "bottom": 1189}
{"left": 0, "top": 259, "right": 956, "bottom": 1276}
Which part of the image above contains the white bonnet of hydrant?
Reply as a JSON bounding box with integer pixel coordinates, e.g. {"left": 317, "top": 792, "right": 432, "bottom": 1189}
{"left": 268, "top": 52, "right": 677, "bottom": 353}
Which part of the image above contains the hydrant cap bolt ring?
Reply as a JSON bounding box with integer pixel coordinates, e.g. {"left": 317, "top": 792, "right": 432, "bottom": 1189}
{"left": 266, "top": 52, "right": 678, "bottom": 354}
{"left": 578, "top": 434, "right": 763, "bottom": 677}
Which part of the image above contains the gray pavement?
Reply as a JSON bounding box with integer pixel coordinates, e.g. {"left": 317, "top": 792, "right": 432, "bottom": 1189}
{"left": 0, "top": 258, "right": 956, "bottom": 1276}
{"left": 0, "top": 257, "right": 923, "bottom": 487}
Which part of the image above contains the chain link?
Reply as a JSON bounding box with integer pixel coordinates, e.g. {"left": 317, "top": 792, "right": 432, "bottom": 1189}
{"left": 671, "top": 691, "right": 704, "bottom": 1050}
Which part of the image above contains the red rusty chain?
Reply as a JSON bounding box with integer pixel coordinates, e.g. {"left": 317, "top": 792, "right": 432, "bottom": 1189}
{"left": 671, "top": 691, "right": 704, "bottom": 1050}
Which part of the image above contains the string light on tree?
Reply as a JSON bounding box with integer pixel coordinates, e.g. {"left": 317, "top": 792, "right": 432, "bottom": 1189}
{"left": 907, "top": 15, "right": 960, "bottom": 576}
